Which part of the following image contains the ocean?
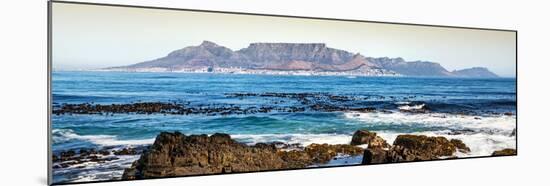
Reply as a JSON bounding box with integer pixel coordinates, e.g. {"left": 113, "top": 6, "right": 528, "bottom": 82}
{"left": 51, "top": 71, "right": 517, "bottom": 183}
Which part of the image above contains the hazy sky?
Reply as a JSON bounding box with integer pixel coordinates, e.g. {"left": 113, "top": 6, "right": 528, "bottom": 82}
{"left": 52, "top": 2, "right": 516, "bottom": 77}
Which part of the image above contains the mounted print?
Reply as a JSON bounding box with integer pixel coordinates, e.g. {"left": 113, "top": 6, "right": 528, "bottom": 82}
{"left": 48, "top": 1, "right": 517, "bottom": 185}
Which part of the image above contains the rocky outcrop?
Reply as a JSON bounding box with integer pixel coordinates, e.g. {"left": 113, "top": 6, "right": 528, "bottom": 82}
{"left": 387, "top": 135, "right": 469, "bottom": 161}
{"left": 122, "top": 132, "right": 363, "bottom": 180}
{"left": 350, "top": 130, "right": 390, "bottom": 149}
{"left": 491, "top": 148, "right": 517, "bottom": 156}
{"left": 106, "top": 41, "right": 498, "bottom": 77}
{"left": 52, "top": 146, "right": 148, "bottom": 169}
{"left": 361, "top": 133, "right": 470, "bottom": 164}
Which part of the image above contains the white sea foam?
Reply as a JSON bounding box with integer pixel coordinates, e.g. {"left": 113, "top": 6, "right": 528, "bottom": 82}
{"left": 55, "top": 153, "right": 140, "bottom": 183}
{"left": 394, "top": 101, "right": 411, "bottom": 105}
{"left": 343, "top": 111, "right": 516, "bottom": 132}
{"left": 398, "top": 103, "right": 425, "bottom": 111}
{"left": 53, "top": 129, "right": 155, "bottom": 146}
{"left": 375, "top": 131, "right": 516, "bottom": 157}
{"left": 344, "top": 111, "right": 516, "bottom": 157}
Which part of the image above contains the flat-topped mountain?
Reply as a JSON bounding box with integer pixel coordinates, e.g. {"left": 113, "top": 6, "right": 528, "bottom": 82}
{"left": 106, "top": 41, "right": 499, "bottom": 78}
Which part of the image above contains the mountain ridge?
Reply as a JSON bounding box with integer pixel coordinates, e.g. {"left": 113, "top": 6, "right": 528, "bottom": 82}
{"left": 106, "top": 41, "right": 499, "bottom": 78}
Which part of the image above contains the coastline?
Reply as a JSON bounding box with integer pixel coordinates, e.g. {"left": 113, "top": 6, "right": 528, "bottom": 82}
{"left": 51, "top": 129, "right": 516, "bottom": 184}
{"left": 53, "top": 69, "right": 518, "bottom": 79}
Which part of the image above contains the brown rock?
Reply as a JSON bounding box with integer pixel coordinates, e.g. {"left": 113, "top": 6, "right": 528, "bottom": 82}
{"left": 492, "top": 148, "right": 516, "bottom": 156}
{"left": 450, "top": 139, "right": 471, "bottom": 153}
{"left": 361, "top": 148, "right": 388, "bottom": 164}
{"left": 122, "top": 132, "right": 364, "bottom": 180}
{"left": 305, "top": 143, "right": 363, "bottom": 164}
{"left": 350, "top": 130, "right": 390, "bottom": 149}
{"left": 114, "top": 148, "right": 138, "bottom": 155}
{"left": 362, "top": 134, "right": 471, "bottom": 164}
{"left": 392, "top": 135, "right": 457, "bottom": 158}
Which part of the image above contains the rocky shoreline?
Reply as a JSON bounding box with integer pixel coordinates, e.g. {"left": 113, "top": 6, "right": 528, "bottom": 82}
{"left": 117, "top": 130, "right": 516, "bottom": 180}
{"left": 52, "top": 145, "right": 149, "bottom": 169}
{"left": 52, "top": 91, "right": 515, "bottom": 116}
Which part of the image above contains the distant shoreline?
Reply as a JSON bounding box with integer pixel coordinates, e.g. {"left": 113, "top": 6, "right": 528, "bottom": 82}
{"left": 52, "top": 69, "right": 516, "bottom": 79}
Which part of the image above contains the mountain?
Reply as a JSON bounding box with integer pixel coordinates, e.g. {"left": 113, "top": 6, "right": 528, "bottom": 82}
{"left": 367, "top": 57, "right": 455, "bottom": 77}
{"left": 106, "top": 41, "right": 499, "bottom": 78}
{"left": 451, "top": 67, "right": 499, "bottom": 78}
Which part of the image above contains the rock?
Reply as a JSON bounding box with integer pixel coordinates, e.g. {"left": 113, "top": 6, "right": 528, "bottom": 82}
{"left": 389, "top": 135, "right": 458, "bottom": 161}
{"left": 361, "top": 148, "right": 388, "bottom": 164}
{"left": 99, "top": 150, "right": 111, "bottom": 156}
{"left": 121, "top": 132, "right": 288, "bottom": 179}
{"left": 350, "top": 130, "right": 390, "bottom": 149}
{"left": 504, "top": 112, "right": 514, "bottom": 116}
{"left": 450, "top": 139, "right": 471, "bottom": 153}
{"left": 59, "top": 150, "right": 76, "bottom": 161}
{"left": 122, "top": 132, "right": 363, "bottom": 180}
{"left": 491, "top": 148, "right": 516, "bottom": 156}
{"left": 114, "top": 148, "right": 138, "bottom": 155}
{"left": 304, "top": 143, "right": 363, "bottom": 164}
{"left": 52, "top": 146, "right": 149, "bottom": 170}
{"left": 361, "top": 134, "right": 471, "bottom": 164}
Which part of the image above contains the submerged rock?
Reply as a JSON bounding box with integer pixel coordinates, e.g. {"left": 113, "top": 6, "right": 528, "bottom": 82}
{"left": 52, "top": 146, "right": 149, "bottom": 170}
{"left": 304, "top": 143, "right": 363, "bottom": 164}
{"left": 122, "top": 132, "right": 363, "bottom": 180}
{"left": 114, "top": 148, "right": 138, "bottom": 155}
{"left": 491, "top": 148, "right": 517, "bottom": 156}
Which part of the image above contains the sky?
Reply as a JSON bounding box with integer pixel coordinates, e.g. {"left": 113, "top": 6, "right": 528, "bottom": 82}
{"left": 52, "top": 2, "right": 516, "bottom": 77}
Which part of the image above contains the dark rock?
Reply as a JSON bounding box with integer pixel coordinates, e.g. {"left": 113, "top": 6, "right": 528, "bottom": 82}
{"left": 491, "top": 148, "right": 516, "bottom": 156}
{"left": 114, "top": 148, "right": 138, "bottom": 155}
{"left": 122, "top": 132, "right": 288, "bottom": 179}
{"left": 361, "top": 134, "right": 470, "bottom": 164}
{"left": 361, "top": 148, "right": 388, "bottom": 164}
{"left": 450, "top": 139, "right": 471, "bottom": 153}
{"left": 60, "top": 150, "right": 76, "bottom": 161}
{"left": 304, "top": 143, "right": 363, "bottom": 164}
{"left": 99, "top": 150, "right": 111, "bottom": 156}
{"left": 350, "top": 130, "right": 390, "bottom": 149}
{"left": 389, "top": 135, "right": 458, "bottom": 160}
{"left": 122, "top": 132, "right": 363, "bottom": 180}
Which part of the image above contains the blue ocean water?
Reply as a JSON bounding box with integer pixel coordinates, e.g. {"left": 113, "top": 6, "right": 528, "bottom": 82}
{"left": 51, "top": 71, "right": 516, "bottom": 183}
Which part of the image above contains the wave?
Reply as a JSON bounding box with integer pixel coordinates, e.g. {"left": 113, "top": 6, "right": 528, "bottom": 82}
{"left": 375, "top": 131, "right": 515, "bottom": 157}
{"left": 52, "top": 129, "right": 155, "bottom": 147}
{"left": 344, "top": 111, "right": 516, "bottom": 157}
{"left": 344, "top": 111, "right": 516, "bottom": 133}
{"left": 53, "top": 151, "right": 139, "bottom": 183}
{"left": 398, "top": 103, "right": 425, "bottom": 111}
{"left": 394, "top": 101, "right": 411, "bottom": 105}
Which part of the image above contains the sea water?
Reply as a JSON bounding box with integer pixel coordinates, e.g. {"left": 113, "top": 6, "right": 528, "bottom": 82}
{"left": 51, "top": 71, "right": 516, "bottom": 183}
